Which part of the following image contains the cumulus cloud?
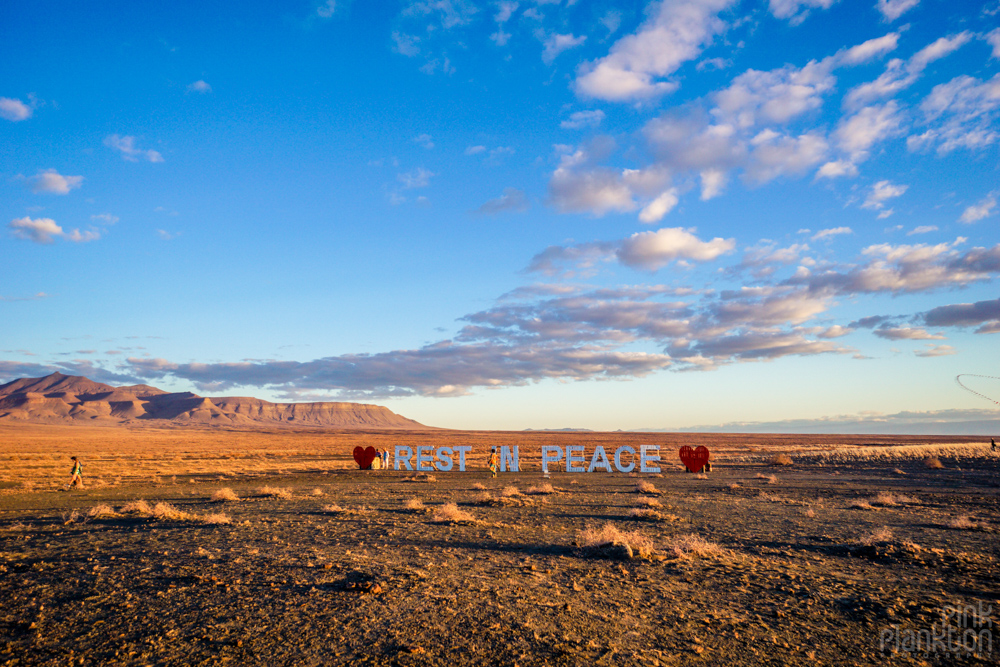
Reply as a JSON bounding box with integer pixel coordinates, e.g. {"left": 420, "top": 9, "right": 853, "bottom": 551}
{"left": 907, "top": 225, "right": 937, "bottom": 235}
{"left": 909, "top": 74, "right": 1000, "bottom": 154}
{"left": 413, "top": 133, "right": 434, "bottom": 149}
{"left": 872, "top": 326, "right": 944, "bottom": 340}
{"left": 316, "top": 0, "right": 337, "bottom": 18}
{"left": 561, "top": 110, "right": 605, "bottom": 130}
{"left": 187, "top": 80, "right": 212, "bottom": 93}
{"left": 845, "top": 32, "right": 971, "bottom": 109}
{"left": 876, "top": 0, "right": 919, "bottom": 21}
{"left": 914, "top": 343, "right": 955, "bottom": 357}
{"left": 574, "top": 0, "right": 735, "bottom": 102}
{"left": 541, "top": 33, "right": 586, "bottom": 64}
{"left": 768, "top": 0, "right": 837, "bottom": 22}
{"left": 815, "top": 159, "right": 859, "bottom": 179}
{"left": 835, "top": 101, "right": 903, "bottom": 162}
{"left": 8, "top": 217, "right": 100, "bottom": 244}
{"left": 638, "top": 189, "right": 680, "bottom": 223}
{"left": 104, "top": 135, "right": 164, "bottom": 163}
{"left": 617, "top": 227, "right": 735, "bottom": 270}
{"left": 476, "top": 188, "right": 528, "bottom": 215}
{"left": 987, "top": 28, "right": 1000, "bottom": 59}
{"left": 922, "top": 297, "right": 1000, "bottom": 333}
{"left": 397, "top": 167, "right": 434, "bottom": 188}
{"left": 527, "top": 227, "right": 733, "bottom": 275}
{"left": 713, "top": 61, "right": 835, "bottom": 128}
{"left": 812, "top": 226, "right": 852, "bottom": 241}
{"left": 0, "top": 97, "right": 33, "bottom": 121}
{"left": 27, "top": 169, "right": 83, "bottom": 195}
{"left": 862, "top": 179, "right": 907, "bottom": 210}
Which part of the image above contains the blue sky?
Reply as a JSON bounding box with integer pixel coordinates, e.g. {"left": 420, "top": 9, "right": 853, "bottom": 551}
{"left": 2, "top": 0, "right": 999, "bottom": 431}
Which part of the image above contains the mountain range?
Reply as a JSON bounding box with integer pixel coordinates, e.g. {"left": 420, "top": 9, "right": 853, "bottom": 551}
{"left": 0, "top": 373, "right": 430, "bottom": 429}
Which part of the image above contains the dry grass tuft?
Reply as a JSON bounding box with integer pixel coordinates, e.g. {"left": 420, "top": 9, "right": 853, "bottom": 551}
{"left": 663, "top": 534, "right": 725, "bottom": 559}
{"left": 755, "top": 473, "right": 779, "bottom": 484}
{"left": 947, "top": 515, "right": 978, "bottom": 530}
{"left": 694, "top": 473, "right": 708, "bottom": 480}
{"left": 404, "top": 498, "right": 427, "bottom": 512}
{"left": 848, "top": 499, "right": 874, "bottom": 510}
{"left": 728, "top": 483, "right": 741, "bottom": 490}
{"left": 922, "top": 456, "right": 944, "bottom": 469}
{"left": 86, "top": 504, "right": 119, "bottom": 519}
{"left": 856, "top": 526, "right": 895, "bottom": 546}
{"left": 432, "top": 502, "right": 476, "bottom": 524}
{"left": 636, "top": 496, "right": 662, "bottom": 508}
{"left": 768, "top": 454, "right": 794, "bottom": 466}
{"left": 258, "top": 486, "right": 293, "bottom": 499}
{"left": 892, "top": 468, "right": 907, "bottom": 475}
{"left": 471, "top": 482, "right": 487, "bottom": 491}
{"left": 627, "top": 507, "right": 679, "bottom": 522}
{"left": 525, "top": 483, "right": 556, "bottom": 495}
{"left": 202, "top": 512, "right": 232, "bottom": 525}
{"left": 210, "top": 488, "right": 239, "bottom": 502}
{"left": 310, "top": 488, "right": 325, "bottom": 496}
{"left": 577, "top": 523, "right": 654, "bottom": 560}
{"left": 636, "top": 481, "right": 661, "bottom": 495}
{"left": 322, "top": 503, "right": 347, "bottom": 513}
{"left": 151, "top": 502, "right": 194, "bottom": 521}
{"left": 500, "top": 486, "right": 521, "bottom": 497}
{"left": 802, "top": 508, "right": 816, "bottom": 518}
{"left": 119, "top": 500, "right": 153, "bottom": 515}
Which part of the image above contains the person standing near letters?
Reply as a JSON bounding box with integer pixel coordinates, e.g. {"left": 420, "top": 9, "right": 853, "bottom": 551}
{"left": 488, "top": 447, "right": 499, "bottom": 479}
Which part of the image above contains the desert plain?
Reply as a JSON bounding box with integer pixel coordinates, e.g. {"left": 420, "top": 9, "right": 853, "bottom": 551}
{"left": 1, "top": 424, "right": 998, "bottom": 666}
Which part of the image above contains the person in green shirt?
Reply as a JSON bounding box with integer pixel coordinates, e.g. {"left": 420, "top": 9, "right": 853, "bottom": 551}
{"left": 65, "top": 456, "right": 83, "bottom": 489}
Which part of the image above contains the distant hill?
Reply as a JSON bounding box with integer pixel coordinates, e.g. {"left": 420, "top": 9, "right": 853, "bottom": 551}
{"left": 0, "top": 373, "right": 432, "bottom": 429}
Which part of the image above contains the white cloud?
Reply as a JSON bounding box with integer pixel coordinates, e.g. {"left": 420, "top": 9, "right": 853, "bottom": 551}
{"left": 561, "top": 110, "right": 605, "bottom": 130}
{"left": 914, "top": 343, "right": 955, "bottom": 357}
{"left": 617, "top": 227, "right": 735, "bottom": 270}
{"left": 812, "top": 226, "right": 853, "bottom": 241}
{"left": 574, "top": 0, "right": 735, "bottom": 102}
{"left": 699, "top": 168, "right": 727, "bottom": 200}
{"left": 187, "top": 80, "right": 212, "bottom": 93}
{"left": 876, "top": 0, "right": 919, "bottom": 22}
{"left": 768, "top": 0, "right": 837, "bottom": 22}
{"left": 413, "top": 133, "right": 434, "bottom": 149}
{"left": 835, "top": 101, "right": 903, "bottom": 161}
{"left": 960, "top": 194, "right": 997, "bottom": 223}
{"left": 907, "top": 225, "right": 937, "bottom": 235}
{"left": 712, "top": 60, "right": 836, "bottom": 128}
{"left": 391, "top": 31, "right": 420, "bottom": 57}
{"left": 839, "top": 32, "right": 899, "bottom": 65}
{"left": 398, "top": 167, "right": 435, "bottom": 188}
{"left": 638, "top": 189, "right": 680, "bottom": 223}
{"left": 987, "top": 28, "right": 1000, "bottom": 59}
{"left": 477, "top": 187, "right": 528, "bottom": 215}
{"left": 104, "top": 134, "right": 164, "bottom": 163}
{"left": 28, "top": 169, "right": 83, "bottom": 195}
{"left": 863, "top": 179, "right": 908, "bottom": 210}
{"left": 909, "top": 74, "right": 1000, "bottom": 154}
{"left": 91, "top": 213, "right": 119, "bottom": 225}
{"left": 316, "top": 0, "right": 337, "bottom": 18}
{"left": 816, "top": 159, "right": 859, "bottom": 179}
{"left": 0, "top": 97, "right": 32, "bottom": 121}
{"left": 600, "top": 10, "right": 622, "bottom": 34}
{"left": 873, "top": 326, "right": 943, "bottom": 340}
{"left": 745, "top": 132, "right": 828, "bottom": 183}
{"left": 541, "top": 33, "right": 586, "bottom": 64}
{"left": 845, "top": 32, "right": 971, "bottom": 108}
{"left": 494, "top": 1, "right": 518, "bottom": 23}
{"left": 8, "top": 217, "right": 100, "bottom": 244}
{"left": 464, "top": 145, "right": 486, "bottom": 155}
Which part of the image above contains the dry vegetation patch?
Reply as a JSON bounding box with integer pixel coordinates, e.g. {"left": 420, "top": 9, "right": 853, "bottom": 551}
{"left": 768, "top": 454, "right": 794, "bottom": 466}
{"left": 403, "top": 498, "right": 428, "bottom": 513}
{"left": 210, "top": 488, "right": 239, "bottom": 502}
{"left": 922, "top": 456, "right": 944, "bottom": 469}
{"left": 524, "top": 483, "right": 556, "bottom": 495}
{"left": 577, "top": 523, "right": 654, "bottom": 560}
{"left": 663, "top": 534, "right": 726, "bottom": 559}
{"left": 431, "top": 502, "right": 476, "bottom": 524}
{"left": 635, "top": 496, "right": 662, "bottom": 508}
{"left": 755, "top": 473, "right": 779, "bottom": 484}
{"left": 636, "top": 481, "right": 661, "bottom": 495}
{"left": 257, "top": 486, "right": 293, "bottom": 500}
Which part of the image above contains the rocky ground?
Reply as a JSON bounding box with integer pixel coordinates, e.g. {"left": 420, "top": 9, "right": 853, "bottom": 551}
{"left": 1, "top": 456, "right": 998, "bottom": 666}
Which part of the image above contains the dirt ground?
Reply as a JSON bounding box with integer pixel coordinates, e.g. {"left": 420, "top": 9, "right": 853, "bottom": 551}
{"left": 1, "top": 426, "right": 998, "bottom": 666}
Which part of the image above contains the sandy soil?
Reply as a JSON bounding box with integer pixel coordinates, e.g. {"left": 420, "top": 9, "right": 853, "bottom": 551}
{"left": 1, "top": 426, "right": 998, "bottom": 666}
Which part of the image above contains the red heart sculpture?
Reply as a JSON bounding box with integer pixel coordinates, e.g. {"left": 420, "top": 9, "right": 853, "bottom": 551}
{"left": 353, "top": 446, "right": 377, "bottom": 470}
{"left": 679, "top": 445, "right": 710, "bottom": 473}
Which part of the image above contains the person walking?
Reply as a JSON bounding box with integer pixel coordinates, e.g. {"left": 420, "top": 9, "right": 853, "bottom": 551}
{"left": 382, "top": 448, "right": 390, "bottom": 470}
{"left": 992, "top": 438, "right": 996, "bottom": 453}
{"left": 488, "top": 447, "right": 499, "bottom": 479}
{"left": 65, "top": 456, "right": 83, "bottom": 489}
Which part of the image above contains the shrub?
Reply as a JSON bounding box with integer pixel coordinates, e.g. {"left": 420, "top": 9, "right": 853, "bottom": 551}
{"left": 948, "top": 515, "right": 978, "bottom": 530}
{"left": 211, "top": 488, "right": 239, "bottom": 502}
{"left": 628, "top": 508, "right": 666, "bottom": 521}
{"left": 857, "top": 526, "right": 894, "bottom": 546}
{"left": 258, "top": 486, "right": 293, "bottom": 499}
{"left": 310, "top": 488, "right": 325, "bottom": 496}
{"left": 471, "top": 482, "right": 487, "bottom": 491}
{"left": 151, "top": 502, "right": 194, "bottom": 521}
{"left": 768, "top": 454, "right": 794, "bottom": 466}
{"left": 322, "top": 503, "right": 347, "bottom": 513}
{"left": 802, "top": 508, "right": 816, "bottom": 518}
{"left": 636, "top": 496, "right": 662, "bottom": 507}
{"left": 500, "top": 486, "right": 521, "bottom": 497}
{"left": 432, "top": 503, "right": 475, "bottom": 524}
{"left": 577, "top": 523, "right": 654, "bottom": 560}
{"left": 755, "top": 473, "right": 778, "bottom": 484}
{"left": 202, "top": 512, "right": 232, "bottom": 525}
{"left": 923, "top": 456, "right": 944, "bottom": 469}
{"left": 404, "top": 498, "right": 426, "bottom": 511}
{"left": 848, "top": 499, "right": 874, "bottom": 510}
{"left": 525, "top": 483, "right": 556, "bottom": 495}
{"left": 663, "top": 534, "right": 725, "bottom": 559}
{"left": 120, "top": 500, "right": 153, "bottom": 515}
{"left": 636, "top": 481, "right": 661, "bottom": 495}
{"left": 86, "top": 504, "right": 118, "bottom": 518}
